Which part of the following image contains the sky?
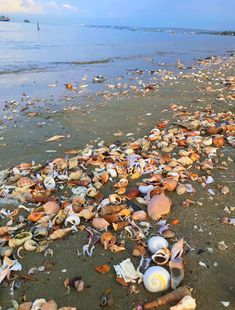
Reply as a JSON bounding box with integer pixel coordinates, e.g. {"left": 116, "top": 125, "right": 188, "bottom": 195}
{"left": 0, "top": 0, "right": 234, "bottom": 30}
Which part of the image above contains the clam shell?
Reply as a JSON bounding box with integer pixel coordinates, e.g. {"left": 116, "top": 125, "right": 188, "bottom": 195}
{"left": 143, "top": 266, "right": 170, "bottom": 293}
{"left": 147, "top": 193, "right": 172, "bottom": 221}
{"left": 132, "top": 244, "right": 146, "bottom": 257}
{"left": 148, "top": 236, "right": 169, "bottom": 254}
{"left": 43, "top": 201, "right": 60, "bottom": 215}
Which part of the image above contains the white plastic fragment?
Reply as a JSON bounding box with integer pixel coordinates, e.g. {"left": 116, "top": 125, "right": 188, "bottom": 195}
{"left": 221, "top": 301, "right": 230, "bottom": 307}
{"left": 113, "top": 258, "right": 139, "bottom": 282}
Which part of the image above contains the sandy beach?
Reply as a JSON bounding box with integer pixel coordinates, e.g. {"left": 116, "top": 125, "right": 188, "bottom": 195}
{"left": 0, "top": 50, "right": 234, "bottom": 310}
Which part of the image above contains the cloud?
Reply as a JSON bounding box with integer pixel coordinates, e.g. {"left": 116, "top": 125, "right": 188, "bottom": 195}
{"left": 0, "top": 0, "right": 42, "bottom": 14}
{"left": 62, "top": 3, "right": 79, "bottom": 11}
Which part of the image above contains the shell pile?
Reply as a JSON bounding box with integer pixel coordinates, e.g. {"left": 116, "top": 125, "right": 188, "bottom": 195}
{"left": 0, "top": 108, "right": 234, "bottom": 308}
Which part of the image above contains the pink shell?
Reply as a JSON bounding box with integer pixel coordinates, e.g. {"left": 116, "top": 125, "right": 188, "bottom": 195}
{"left": 92, "top": 218, "right": 110, "bottom": 230}
{"left": 147, "top": 193, "right": 172, "bottom": 221}
{"left": 43, "top": 201, "right": 60, "bottom": 215}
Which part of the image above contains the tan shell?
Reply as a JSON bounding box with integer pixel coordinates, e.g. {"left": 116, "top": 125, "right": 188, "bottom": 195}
{"left": 109, "top": 194, "right": 122, "bottom": 204}
{"left": 41, "top": 300, "right": 58, "bottom": 310}
{"left": 132, "top": 210, "right": 148, "bottom": 221}
{"left": 77, "top": 208, "right": 94, "bottom": 220}
{"left": 152, "top": 247, "right": 171, "bottom": 265}
{"left": 18, "top": 302, "right": 33, "bottom": 310}
{"left": 92, "top": 217, "right": 110, "bottom": 230}
{"left": 132, "top": 244, "right": 146, "bottom": 257}
{"left": 68, "top": 170, "right": 83, "bottom": 181}
{"left": 147, "top": 193, "right": 172, "bottom": 221}
{"left": 43, "top": 201, "right": 60, "bottom": 215}
{"left": 17, "top": 177, "right": 35, "bottom": 188}
{"left": 177, "top": 156, "right": 193, "bottom": 167}
{"left": 113, "top": 178, "right": 128, "bottom": 188}
{"left": 162, "top": 178, "right": 178, "bottom": 191}
{"left": 176, "top": 184, "right": 187, "bottom": 196}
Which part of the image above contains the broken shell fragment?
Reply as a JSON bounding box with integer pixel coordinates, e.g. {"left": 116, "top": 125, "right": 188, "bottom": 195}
{"left": 109, "top": 194, "right": 122, "bottom": 204}
{"left": 17, "top": 177, "right": 35, "bottom": 188}
{"left": 147, "top": 193, "right": 172, "bottom": 221}
{"left": 143, "top": 266, "right": 170, "bottom": 293}
{"left": 148, "top": 236, "right": 169, "bottom": 254}
{"left": 65, "top": 214, "right": 81, "bottom": 226}
{"left": 162, "top": 178, "right": 178, "bottom": 192}
{"left": 170, "top": 295, "right": 196, "bottom": 310}
{"left": 92, "top": 218, "right": 110, "bottom": 230}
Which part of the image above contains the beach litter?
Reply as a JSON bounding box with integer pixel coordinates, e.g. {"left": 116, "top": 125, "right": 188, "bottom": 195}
{"left": 0, "top": 104, "right": 234, "bottom": 309}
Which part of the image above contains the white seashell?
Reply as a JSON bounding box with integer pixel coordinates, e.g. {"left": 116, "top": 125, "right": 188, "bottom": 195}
{"left": 86, "top": 187, "right": 97, "bottom": 198}
{"left": 143, "top": 266, "right": 170, "bottom": 292}
{"left": 202, "top": 137, "right": 213, "bottom": 146}
{"left": 170, "top": 295, "right": 196, "bottom": 310}
{"left": 139, "top": 185, "right": 154, "bottom": 194}
{"left": 148, "top": 236, "right": 169, "bottom": 254}
{"left": 71, "top": 186, "right": 88, "bottom": 196}
{"left": 152, "top": 248, "right": 171, "bottom": 265}
{"left": 65, "top": 214, "right": 81, "bottom": 226}
{"left": 31, "top": 299, "right": 47, "bottom": 310}
{"left": 107, "top": 168, "right": 117, "bottom": 178}
{"left": 44, "top": 176, "right": 56, "bottom": 189}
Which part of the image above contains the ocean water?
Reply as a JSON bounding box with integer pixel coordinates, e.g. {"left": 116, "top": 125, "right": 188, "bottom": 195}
{"left": 0, "top": 22, "right": 234, "bottom": 102}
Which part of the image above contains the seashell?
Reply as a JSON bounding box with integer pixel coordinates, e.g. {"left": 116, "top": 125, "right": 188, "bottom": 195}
{"left": 32, "top": 226, "right": 49, "bottom": 241}
{"left": 18, "top": 302, "right": 33, "bottom": 310}
{"left": 92, "top": 217, "right": 110, "bottom": 230}
{"left": 8, "top": 232, "right": 32, "bottom": 248}
{"left": 202, "top": 137, "right": 213, "bottom": 146}
{"left": 139, "top": 184, "right": 154, "bottom": 194}
{"left": 152, "top": 247, "right": 171, "bottom": 265}
{"left": 132, "top": 210, "right": 148, "bottom": 221}
{"left": 170, "top": 295, "right": 196, "bottom": 310}
{"left": 125, "top": 188, "right": 141, "bottom": 199}
{"left": 0, "top": 246, "right": 13, "bottom": 257}
{"left": 94, "top": 181, "right": 103, "bottom": 189}
{"left": 143, "top": 266, "right": 170, "bottom": 293}
{"left": 171, "top": 239, "right": 184, "bottom": 260}
{"left": 148, "top": 236, "right": 169, "bottom": 254}
{"left": 41, "top": 300, "right": 58, "bottom": 310}
{"left": 48, "top": 227, "right": 74, "bottom": 240}
{"left": 162, "top": 178, "right": 178, "bottom": 191}
{"left": 17, "top": 177, "right": 35, "bottom": 188}
{"left": 190, "top": 152, "right": 200, "bottom": 162}
{"left": 213, "top": 136, "right": 225, "bottom": 147}
{"left": 177, "top": 156, "right": 193, "bottom": 167}
{"left": 68, "top": 170, "right": 83, "bottom": 181}
{"left": 112, "top": 221, "right": 129, "bottom": 231}
{"left": 86, "top": 187, "right": 98, "bottom": 198}
{"left": 103, "top": 213, "right": 121, "bottom": 223}
{"left": 77, "top": 208, "right": 94, "bottom": 220}
{"left": 65, "top": 214, "right": 81, "bottom": 226}
{"left": 178, "top": 150, "right": 190, "bottom": 157}
{"left": 176, "top": 184, "right": 187, "bottom": 196}
{"left": 100, "top": 232, "right": 116, "bottom": 250}
{"left": 68, "top": 157, "right": 78, "bottom": 170}
{"left": 132, "top": 244, "right": 146, "bottom": 257}
{"left": 109, "top": 194, "right": 122, "bottom": 205}
{"left": 162, "top": 229, "right": 176, "bottom": 239}
{"left": 43, "top": 201, "right": 60, "bottom": 215}
{"left": 44, "top": 176, "right": 56, "bottom": 189}
{"left": 77, "top": 176, "right": 91, "bottom": 187}
{"left": 101, "top": 204, "right": 126, "bottom": 215}
{"left": 28, "top": 211, "right": 44, "bottom": 222}
{"left": 206, "top": 126, "right": 221, "bottom": 135}
{"left": 147, "top": 193, "right": 172, "bottom": 221}
{"left": 24, "top": 239, "right": 38, "bottom": 251}
{"left": 101, "top": 170, "right": 109, "bottom": 184}
{"left": 116, "top": 187, "right": 126, "bottom": 195}
{"left": 113, "top": 178, "right": 128, "bottom": 188}
{"left": 169, "top": 257, "right": 185, "bottom": 289}
{"left": 168, "top": 160, "right": 178, "bottom": 168}
{"left": 221, "top": 186, "right": 229, "bottom": 195}
{"left": 31, "top": 299, "right": 46, "bottom": 310}
{"left": 52, "top": 209, "right": 68, "bottom": 225}
{"left": 107, "top": 168, "right": 117, "bottom": 178}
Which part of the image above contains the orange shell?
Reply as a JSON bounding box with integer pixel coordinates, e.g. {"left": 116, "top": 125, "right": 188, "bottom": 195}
{"left": 162, "top": 178, "right": 178, "bottom": 191}
{"left": 95, "top": 264, "right": 110, "bottom": 273}
{"left": 101, "top": 204, "right": 126, "bottom": 216}
{"left": 213, "top": 136, "right": 225, "bottom": 147}
{"left": 101, "top": 171, "right": 109, "bottom": 184}
{"left": 132, "top": 244, "right": 146, "bottom": 257}
{"left": 28, "top": 211, "right": 44, "bottom": 222}
{"left": 100, "top": 231, "right": 116, "bottom": 250}
{"left": 125, "top": 189, "right": 141, "bottom": 199}
{"left": 112, "top": 221, "right": 129, "bottom": 231}
{"left": 43, "top": 201, "right": 60, "bottom": 215}
{"left": 147, "top": 193, "right": 172, "bottom": 221}
{"left": 132, "top": 210, "right": 148, "bottom": 221}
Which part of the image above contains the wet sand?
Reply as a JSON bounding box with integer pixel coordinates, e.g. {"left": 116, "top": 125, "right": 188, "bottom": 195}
{"left": 0, "top": 56, "right": 235, "bottom": 309}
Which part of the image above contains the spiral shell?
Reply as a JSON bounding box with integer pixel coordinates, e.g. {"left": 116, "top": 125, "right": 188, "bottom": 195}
{"left": 148, "top": 236, "right": 169, "bottom": 254}
{"left": 143, "top": 266, "right": 170, "bottom": 293}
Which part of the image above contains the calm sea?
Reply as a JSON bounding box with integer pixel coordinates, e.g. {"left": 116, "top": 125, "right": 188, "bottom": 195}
{"left": 0, "top": 22, "right": 234, "bottom": 101}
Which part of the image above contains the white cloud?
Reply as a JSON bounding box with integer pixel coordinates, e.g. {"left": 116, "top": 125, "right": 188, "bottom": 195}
{"left": 0, "top": 0, "right": 42, "bottom": 14}
{"left": 62, "top": 3, "right": 79, "bottom": 11}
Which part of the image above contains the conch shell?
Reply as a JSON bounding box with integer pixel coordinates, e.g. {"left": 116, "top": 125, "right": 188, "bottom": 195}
{"left": 147, "top": 193, "right": 172, "bottom": 221}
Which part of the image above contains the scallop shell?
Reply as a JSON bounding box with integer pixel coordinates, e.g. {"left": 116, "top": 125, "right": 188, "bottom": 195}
{"left": 152, "top": 247, "right": 170, "bottom": 265}
{"left": 148, "top": 236, "right": 169, "bottom": 254}
{"left": 147, "top": 193, "right": 172, "bottom": 221}
{"left": 143, "top": 266, "right": 170, "bottom": 293}
{"left": 65, "top": 214, "right": 81, "bottom": 226}
{"left": 43, "top": 201, "right": 60, "bottom": 215}
{"left": 92, "top": 217, "right": 110, "bottom": 230}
